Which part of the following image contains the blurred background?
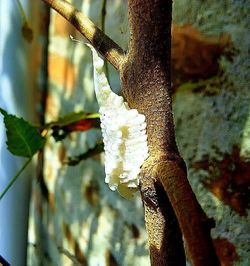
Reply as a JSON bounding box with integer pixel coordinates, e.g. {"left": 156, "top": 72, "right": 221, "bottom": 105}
{"left": 0, "top": 0, "right": 249, "bottom": 265}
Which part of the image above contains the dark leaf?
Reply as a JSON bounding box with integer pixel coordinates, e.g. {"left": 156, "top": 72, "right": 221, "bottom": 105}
{"left": 0, "top": 108, "right": 45, "bottom": 158}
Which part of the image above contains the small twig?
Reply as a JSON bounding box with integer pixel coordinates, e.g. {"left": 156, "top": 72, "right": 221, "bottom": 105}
{"left": 65, "top": 143, "right": 104, "bottom": 166}
{"left": 101, "top": 0, "right": 109, "bottom": 81}
{"left": 57, "top": 246, "right": 82, "bottom": 266}
{"left": 41, "top": 0, "right": 125, "bottom": 70}
{"left": 101, "top": 0, "right": 107, "bottom": 32}
{"left": 101, "top": 0, "right": 109, "bottom": 80}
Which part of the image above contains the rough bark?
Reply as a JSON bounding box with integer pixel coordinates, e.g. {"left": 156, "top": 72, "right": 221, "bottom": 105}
{"left": 139, "top": 169, "right": 185, "bottom": 265}
{"left": 119, "top": 1, "right": 186, "bottom": 264}
{"left": 121, "top": 1, "right": 220, "bottom": 265}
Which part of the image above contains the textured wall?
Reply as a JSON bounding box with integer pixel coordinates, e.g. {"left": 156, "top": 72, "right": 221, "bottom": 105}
{"left": 28, "top": 0, "right": 250, "bottom": 265}
{"left": 173, "top": 1, "right": 250, "bottom": 265}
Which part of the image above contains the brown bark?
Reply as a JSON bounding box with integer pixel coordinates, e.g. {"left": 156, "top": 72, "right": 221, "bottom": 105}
{"left": 121, "top": 1, "right": 177, "bottom": 157}
{"left": 120, "top": 1, "right": 186, "bottom": 264}
{"left": 121, "top": 1, "right": 220, "bottom": 265}
{"left": 41, "top": 0, "right": 124, "bottom": 70}
{"left": 139, "top": 168, "right": 185, "bottom": 265}
{"left": 156, "top": 161, "right": 219, "bottom": 265}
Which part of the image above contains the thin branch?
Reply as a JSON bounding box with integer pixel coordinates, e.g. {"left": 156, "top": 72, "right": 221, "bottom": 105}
{"left": 100, "top": 0, "right": 109, "bottom": 80}
{"left": 65, "top": 143, "right": 104, "bottom": 166}
{"left": 101, "top": 0, "right": 107, "bottom": 32}
{"left": 57, "top": 246, "right": 82, "bottom": 266}
{"left": 41, "top": 0, "right": 124, "bottom": 70}
{"left": 156, "top": 160, "right": 220, "bottom": 266}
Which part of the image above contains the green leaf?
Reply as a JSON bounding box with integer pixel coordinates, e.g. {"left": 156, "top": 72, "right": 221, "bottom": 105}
{"left": 0, "top": 108, "right": 46, "bottom": 158}
{"left": 46, "top": 111, "right": 100, "bottom": 128}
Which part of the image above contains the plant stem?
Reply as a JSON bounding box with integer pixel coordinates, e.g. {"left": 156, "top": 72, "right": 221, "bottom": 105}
{"left": 101, "top": 0, "right": 109, "bottom": 81}
{"left": 101, "top": 0, "right": 107, "bottom": 33}
{"left": 15, "top": 0, "right": 27, "bottom": 24}
{"left": 0, "top": 157, "right": 32, "bottom": 200}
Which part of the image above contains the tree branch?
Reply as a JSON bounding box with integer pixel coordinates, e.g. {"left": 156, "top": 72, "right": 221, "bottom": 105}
{"left": 121, "top": 0, "right": 220, "bottom": 265}
{"left": 121, "top": 1, "right": 186, "bottom": 265}
{"left": 140, "top": 170, "right": 186, "bottom": 265}
{"left": 156, "top": 160, "right": 219, "bottom": 266}
{"left": 121, "top": 0, "right": 178, "bottom": 157}
{"left": 41, "top": 0, "right": 124, "bottom": 70}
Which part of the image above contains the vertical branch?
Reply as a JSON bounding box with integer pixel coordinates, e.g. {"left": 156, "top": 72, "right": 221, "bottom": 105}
{"left": 100, "top": 0, "right": 109, "bottom": 80}
{"left": 121, "top": 0, "right": 220, "bottom": 265}
{"left": 121, "top": 0, "right": 178, "bottom": 158}
{"left": 100, "top": 0, "right": 107, "bottom": 32}
{"left": 121, "top": 1, "right": 186, "bottom": 265}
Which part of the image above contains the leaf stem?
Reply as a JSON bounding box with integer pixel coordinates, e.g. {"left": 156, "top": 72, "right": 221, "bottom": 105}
{"left": 15, "top": 0, "right": 27, "bottom": 24}
{"left": 0, "top": 157, "right": 32, "bottom": 200}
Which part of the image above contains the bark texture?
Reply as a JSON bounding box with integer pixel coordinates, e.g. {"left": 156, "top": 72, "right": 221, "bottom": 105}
{"left": 122, "top": 1, "right": 177, "bottom": 157}
{"left": 139, "top": 170, "right": 185, "bottom": 265}
{"left": 121, "top": 1, "right": 220, "bottom": 265}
